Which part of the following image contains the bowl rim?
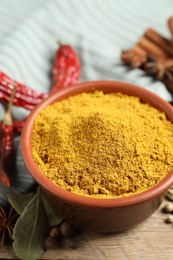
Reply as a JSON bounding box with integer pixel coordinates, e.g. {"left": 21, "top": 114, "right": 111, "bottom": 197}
{"left": 21, "top": 80, "right": 173, "bottom": 208}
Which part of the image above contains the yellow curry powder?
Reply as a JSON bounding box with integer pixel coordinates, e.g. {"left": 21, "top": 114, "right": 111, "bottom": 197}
{"left": 31, "top": 91, "right": 173, "bottom": 198}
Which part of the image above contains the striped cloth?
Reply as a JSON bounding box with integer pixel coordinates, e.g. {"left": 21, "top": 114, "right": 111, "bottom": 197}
{"left": 0, "top": 0, "right": 173, "bottom": 206}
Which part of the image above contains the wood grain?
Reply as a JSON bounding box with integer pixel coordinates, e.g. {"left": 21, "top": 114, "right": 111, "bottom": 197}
{"left": 0, "top": 199, "right": 172, "bottom": 260}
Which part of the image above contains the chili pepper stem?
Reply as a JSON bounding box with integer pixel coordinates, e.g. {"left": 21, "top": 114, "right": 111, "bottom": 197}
{"left": 3, "top": 85, "right": 17, "bottom": 125}
{"left": 56, "top": 40, "right": 62, "bottom": 46}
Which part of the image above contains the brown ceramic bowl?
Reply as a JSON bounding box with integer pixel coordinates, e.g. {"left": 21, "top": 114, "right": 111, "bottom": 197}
{"left": 21, "top": 81, "right": 173, "bottom": 232}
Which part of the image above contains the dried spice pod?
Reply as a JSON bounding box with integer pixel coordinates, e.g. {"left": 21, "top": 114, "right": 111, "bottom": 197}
{"left": 0, "top": 124, "right": 13, "bottom": 187}
{"left": 168, "top": 16, "right": 173, "bottom": 40}
{"left": 0, "top": 206, "right": 19, "bottom": 247}
{"left": 144, "top": 27, "right": 173, "bottom": 57}
{"left": 145, "top": 59, "right": 173, "bottom": 81}
{"left": 137, "top": 36, "right": 169, "bottom": 59}
{"left": 51, "top": 42, "right": 80, "bottom": 93}
{"left": 0, "top": 85, "right": 17, "bottom": 187}
{"left": 13, "top": 119, "right": 26, "bottom": 134}
{"left": 0, "top": 71, "right": 47, "bottom": 110}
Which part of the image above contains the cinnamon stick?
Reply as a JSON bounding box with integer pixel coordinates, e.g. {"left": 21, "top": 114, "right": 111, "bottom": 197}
{"left": 121, "top": 48, "right": 147, "bottom": 68}
{"left": 168, "top": 16, "right": 173, "bottom": 39}
{"left": 137, "top": 36, "right": 168, "bottom": 59}
{"left": 132, "top": 45, "right": 147, "bottom": 55}
{"left": 144, "top": 28, "right": 173, "bottom": 57}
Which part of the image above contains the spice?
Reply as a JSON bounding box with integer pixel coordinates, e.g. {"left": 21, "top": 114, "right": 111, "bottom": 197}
{"left": 13, "top": 119, "right": 25, "bottom": 134}
{"left": 162, "top": 203, "right": 173, "bottom": 213}
{"left": 145, "top": 59, "right": 173, "bottom": 81}
{"left": 59, "top": 222, "right": 75, "bottom": 238}
{"left": 0, "top": 85, "right": 17, "bottom": 187}
{"left": 50, "top": 226, "right": 60, "bottom": 239}
{"left": 69, "top": 239, "right": 79, "bottom": 250}
{"left": 32, "top": 91, "right": 173, "bottom": 198}
{"left": 0, "top": 44, "right": 80, "bottom": 111}
{"left": 163, "top": 189, "right": 173, "bottom": 224}
{"left": 0, "top": 71, "right": 47, "bottom": 110}
{"left": 120, "top": 17, "right": 173, "bottom": 95}
{"left": 0, "top": 206, "right": 18, "bottom": 247}
{"left": 121, "top": 49, "right": 148, "bottom": 68}
{"left": 51, "top": 43, "right": 80, "bottom": 92}
{"left": 165, "top": 215, "right": 173, "bottom": 224}
{"left": 45, "top": 237, "right": 59, "bottom": 249}
{"left": 166, "top": 187, "right": 173, "bottom": 201}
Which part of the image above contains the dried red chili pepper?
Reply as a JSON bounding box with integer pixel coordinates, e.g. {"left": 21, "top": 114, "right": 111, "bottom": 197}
{"left": 13, "top": 119, "right": 25, "bottom": 134}
{"left": 0, "top": 124, "right": 13, "bottom": 187}
{"left": 0, "top": 85, "right": 17, "bottom": 187}
{"left": 0, "top": 72, "right": 47, "bottom": 110}
{"left": 51, "top": 43, "right": 80, "bottom": 93}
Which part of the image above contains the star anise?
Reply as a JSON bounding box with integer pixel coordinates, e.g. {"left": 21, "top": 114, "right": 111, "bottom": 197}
{"left": 121, "top": 49, "right": 147, "bottom": 68}
{"left": 145, "top": 59, "right": 173, "bottom": 81}
{"left": 0, "top": 206, "right": 19, "bottom": 247}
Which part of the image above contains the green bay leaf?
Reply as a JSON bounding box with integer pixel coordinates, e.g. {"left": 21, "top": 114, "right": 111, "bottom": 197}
{"left": 40, "top": 192, "right": 62, "bottom": 227}
{"left": 13, "top": 189, "right": 49, "bottom": 260}
{"left": 7, "top": 192, "right": 35, "bottom": 215}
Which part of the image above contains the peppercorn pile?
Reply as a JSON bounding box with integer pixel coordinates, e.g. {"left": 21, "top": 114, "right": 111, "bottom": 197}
{"left": 46, "top": 221, "right": 79, "bottom": 250}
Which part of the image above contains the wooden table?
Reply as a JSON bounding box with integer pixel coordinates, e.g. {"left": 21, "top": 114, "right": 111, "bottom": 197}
{"left": 1, "top": 199, "right": 172, "bottom": 260}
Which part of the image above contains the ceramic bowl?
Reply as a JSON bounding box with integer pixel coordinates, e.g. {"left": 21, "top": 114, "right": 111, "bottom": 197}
{"left": 21, "top": 81, "right": 173, "bottom": 232}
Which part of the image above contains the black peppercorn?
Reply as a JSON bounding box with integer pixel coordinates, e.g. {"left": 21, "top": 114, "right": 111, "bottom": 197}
{"left": 59, "top": 221, "right": 75, "bottom": 237}
{"left": 50, "top": 226, "right": 61, "bottom": 239}
{"left": 69, "top": 239, "right": 79, "bottom": 250}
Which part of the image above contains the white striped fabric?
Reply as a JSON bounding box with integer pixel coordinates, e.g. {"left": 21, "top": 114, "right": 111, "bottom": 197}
{"left": 0, "top": 0, "right": 173, "bottom": 206}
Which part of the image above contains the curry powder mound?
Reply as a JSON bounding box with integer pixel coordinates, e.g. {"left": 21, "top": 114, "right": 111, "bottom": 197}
{"left": 31, "top": 91, "right": 173, "bottom": 198}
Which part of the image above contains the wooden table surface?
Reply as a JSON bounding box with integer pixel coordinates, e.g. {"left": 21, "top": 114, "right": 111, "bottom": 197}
{"left": 1, "top": 199, "right": 172, "bottom": 260}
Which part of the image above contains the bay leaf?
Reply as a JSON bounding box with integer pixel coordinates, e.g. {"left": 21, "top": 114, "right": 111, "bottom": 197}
{"left": 7, "top": 192, "right": 35, "bottom": 215}
{"left": 40, "top": 192, "right": 62, "bottom": 227}
{"left": 13, "top": 188, "right": 49, "bottom": 260}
